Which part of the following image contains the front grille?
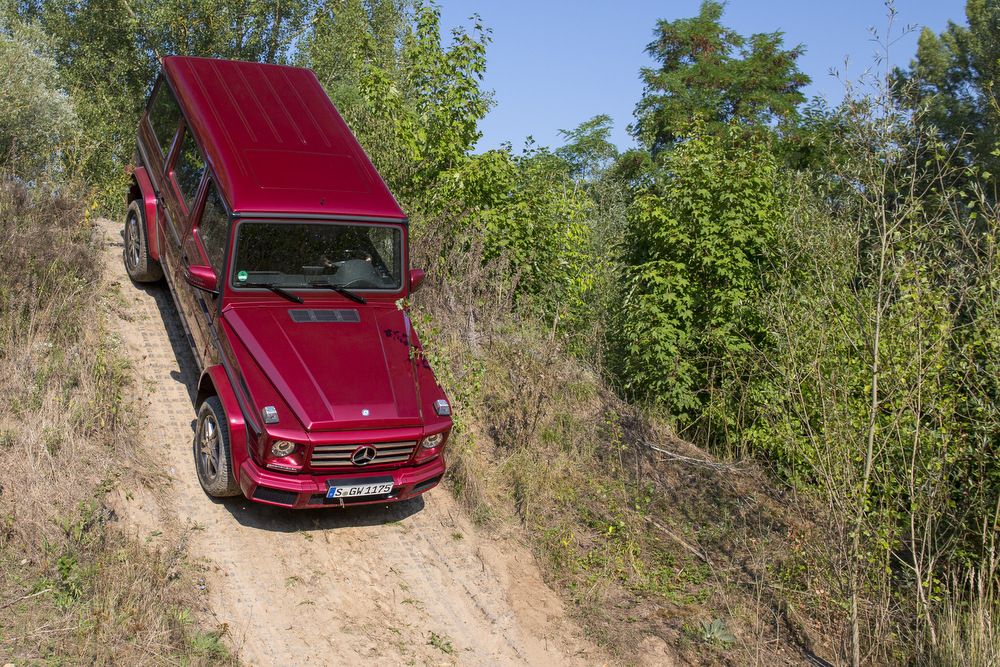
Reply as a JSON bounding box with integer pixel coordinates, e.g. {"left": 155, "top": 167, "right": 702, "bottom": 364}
{"left": 310, "top": 441, "right": 417, "bottom": 468}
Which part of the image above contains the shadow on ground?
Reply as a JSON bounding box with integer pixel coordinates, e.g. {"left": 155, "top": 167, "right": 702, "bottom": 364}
{"left": 221, "top": 494, "right": 426, "bottom": 532}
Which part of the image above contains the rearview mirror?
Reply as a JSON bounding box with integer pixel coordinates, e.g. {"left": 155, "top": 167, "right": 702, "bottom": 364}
{"left": 184, "top": 264, "right": 219, "bottom": 295}
{"left": 409, "top": 268, "right": 426, "bottom": 293}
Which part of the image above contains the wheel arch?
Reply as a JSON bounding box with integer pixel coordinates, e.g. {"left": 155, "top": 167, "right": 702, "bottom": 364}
{"left": 196, "top": 371, "right": 217, "bottom": 408}
{"left": 199, "top": 364, "right": 250, "bottom": 483}
{"left": 129, "top": 166, "right": 161, "bottom": 262}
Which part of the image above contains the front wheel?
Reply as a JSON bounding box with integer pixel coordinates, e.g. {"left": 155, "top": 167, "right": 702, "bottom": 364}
{"left": 123, "top": 199, "right": 163, "bottom": 283}
{"left": 193, "top": 397, "right": 241, "bottom": 497}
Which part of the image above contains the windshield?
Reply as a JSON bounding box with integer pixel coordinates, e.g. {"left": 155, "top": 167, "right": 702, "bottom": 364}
{"left": 231, "top": 221, "right": 403, "bottom": 291}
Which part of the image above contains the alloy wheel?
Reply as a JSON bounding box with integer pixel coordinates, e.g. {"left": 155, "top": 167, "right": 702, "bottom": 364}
{"left": 125, "top": 212, "right": 141, "bottom": 271}
{"left": 198, "top": 414, "right": 220, "bottom": 483}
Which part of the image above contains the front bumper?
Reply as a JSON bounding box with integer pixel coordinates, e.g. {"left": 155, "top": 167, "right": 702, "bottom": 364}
{"left": 237, "top": 454, "right": 446, "bottom": 509}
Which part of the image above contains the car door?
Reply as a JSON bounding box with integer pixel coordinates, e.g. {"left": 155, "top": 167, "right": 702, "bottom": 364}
{"left": 182, "top": 179, "right": 230, "bottom": 369}
{"left": 140, "top": 76, "right": 183, "bottom": 279}
{"left": 163, "top": 122, "right": 211, "bottom": 364}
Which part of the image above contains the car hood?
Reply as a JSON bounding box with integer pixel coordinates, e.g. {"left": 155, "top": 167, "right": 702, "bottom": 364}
{"left": 223, "top": 304, "right": 423, "bottom": 431}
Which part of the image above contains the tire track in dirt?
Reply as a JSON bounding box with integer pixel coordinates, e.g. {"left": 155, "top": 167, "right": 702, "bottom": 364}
{"left": 99, "top": 219, "right": 605, "bottom": 667}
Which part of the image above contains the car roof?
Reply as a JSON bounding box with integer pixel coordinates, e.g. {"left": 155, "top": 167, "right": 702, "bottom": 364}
{"left": 161, "top": 56, "right": 406, "bottom": 222}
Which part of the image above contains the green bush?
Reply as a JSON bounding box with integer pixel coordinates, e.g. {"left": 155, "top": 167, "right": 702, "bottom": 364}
{"left": 616, "top": 123, "right": 784, "bottom": 421}
{"left": 0, "top": 17, "right": 78, "bottom": 181}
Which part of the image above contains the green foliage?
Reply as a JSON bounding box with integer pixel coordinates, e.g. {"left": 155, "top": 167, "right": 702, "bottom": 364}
{"left": 12, "top": 0, "right": 311, "bottom": 207}
{"left": 422, "top": 144, "right": 597, "bottom": 327}
{"left": 632, "top": 0, "right": 809, "bottom": 153}
{"left": 617, "top": 123, "right": 784, "bottom": 419}
{"left": 556, "top": 114, "right": 619, "bottom": 181}
{"left": 0, "top": 15, "right": 78, "bottom": 180}
{"left": 403, "top": 3, "right": 490, "bottom": 188}
{"left": 894, "top": 0, "right": 1000, "bottom": 176}
{"left": 302, "top": 1, "right": 492, "bottom": 202}
{"left": 140, "top": 0, "right": 309, "bottom": 62}
{"left": 15, "top": 0, "right": 155, "bottom": 204}
{"left": 727, "top": 88, "right": 1000, "bottom": 660}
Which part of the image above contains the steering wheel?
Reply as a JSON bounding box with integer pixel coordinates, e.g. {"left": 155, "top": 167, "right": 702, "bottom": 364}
{"left": 341, "top": 248, "right": 372, "bottom": 262}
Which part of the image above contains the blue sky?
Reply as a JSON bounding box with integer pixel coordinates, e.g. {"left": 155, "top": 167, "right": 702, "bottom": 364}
{"left": 437, "top": 1, "right": 968, "bottom": 152}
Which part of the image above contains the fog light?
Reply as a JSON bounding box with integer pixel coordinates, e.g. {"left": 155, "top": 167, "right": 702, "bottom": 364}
{"left": 420, "top": 433, "right": 444, "bottom": 449}
{"left": 433, "top": 399, "right": 451, "bottom": 416}
{"left": 270, "top": 440, "right": 296, "bottom": 457}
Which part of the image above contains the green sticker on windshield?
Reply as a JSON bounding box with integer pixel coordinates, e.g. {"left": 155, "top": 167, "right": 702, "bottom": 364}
{"left": 237, "top": 270, "right": 248, "bottom": 282}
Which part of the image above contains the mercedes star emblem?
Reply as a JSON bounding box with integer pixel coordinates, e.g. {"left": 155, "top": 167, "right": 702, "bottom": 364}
{"left": 351, "top": 445, "right": 377, "bottom": 466}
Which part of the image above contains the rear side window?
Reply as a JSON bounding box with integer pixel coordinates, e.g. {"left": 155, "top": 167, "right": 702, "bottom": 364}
{"left": 198, "top": 182, "right": 228, "bottom": 271}
{"left": 148, "top": 81, "right": 182, "bottom": 158}
{"left": 172, "top": 129, "right": 205, "bottom": 211}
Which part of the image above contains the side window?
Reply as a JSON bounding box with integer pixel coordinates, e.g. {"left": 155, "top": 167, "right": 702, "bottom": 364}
{"left": 172, "top": 128, "right": 205, "bottom": 211}
{"left": 148, "top": 80, "right": 182, "bottom": 159}
{"left": 198, "top": 182, "right": 228, "bottom": 271}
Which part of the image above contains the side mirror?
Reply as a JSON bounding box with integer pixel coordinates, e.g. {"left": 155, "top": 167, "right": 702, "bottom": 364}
{"left": 184, "top": 264, "right": 219, "bottom": 295}
{"left": 409, "top": 268, "right": 426, "bottom": 293}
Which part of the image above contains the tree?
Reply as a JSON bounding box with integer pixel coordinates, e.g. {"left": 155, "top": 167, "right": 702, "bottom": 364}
{"left": 301, "top": 1, "right": 492, "bottom": 203}
{"left": 0, "top": 15, "right": 78, "bottom": 180}
{"left": 10, "top": 0, "right": 311, "bottom": 204}
{"left": 141, "top": 0, "right": 311, "bottom": 63}
{"left": 632, "top": 0, "right": 809, "bottom": 154}
{"left": 894, "top": 0, "right": 1000, "bottom": 176}
{"left": 555, "top": 114, "right": 618, "bottom": 181}
{"left": 616, "top": 123, "right": 784, "bottom": 419}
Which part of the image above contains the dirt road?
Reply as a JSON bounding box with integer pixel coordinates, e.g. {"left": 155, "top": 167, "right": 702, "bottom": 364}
{"left": 99, "top": 219, "right": 605, "bottom": 666}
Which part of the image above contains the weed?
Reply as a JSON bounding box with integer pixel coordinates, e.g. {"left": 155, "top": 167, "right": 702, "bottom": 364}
{"left": 189, "top": 628, "right": 231, "bottom": 660}
{"left": 700, "top": 618, "right": 736, "bottom": 647}
{"left": 427, "top": 631, "right": 455, "bottom": 654}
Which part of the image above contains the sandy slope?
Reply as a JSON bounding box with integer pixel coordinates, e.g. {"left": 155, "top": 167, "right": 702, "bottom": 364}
{"left": 99, "top": 219, "right": 608, "bottom": 667}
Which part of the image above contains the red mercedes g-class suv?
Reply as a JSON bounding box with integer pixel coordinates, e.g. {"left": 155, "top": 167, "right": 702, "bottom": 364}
{"left": 123, "top": 56, "right": 452, "bottom": 509}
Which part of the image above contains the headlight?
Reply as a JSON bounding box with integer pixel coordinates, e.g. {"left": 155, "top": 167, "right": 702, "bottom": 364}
{"left": 420, "top": 433, "right": 444, "bottom": 449}
{"left": 270, "top": 440, "right": 296, "bottom": 457}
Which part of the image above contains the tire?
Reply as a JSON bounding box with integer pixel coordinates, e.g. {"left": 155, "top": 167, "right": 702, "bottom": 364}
{"left": 193, "top": 396, "right": 241, "bottom": 497}
{"left": 123, "top": 199, "right": 163, "bottom": 283}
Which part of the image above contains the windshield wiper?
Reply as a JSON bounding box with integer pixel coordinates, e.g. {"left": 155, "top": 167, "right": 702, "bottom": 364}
{"left": 307, "top": 281, "right": 367, "bottom": 304}
{"left": 242, "top": 282, "right": 304, "bottom": 304}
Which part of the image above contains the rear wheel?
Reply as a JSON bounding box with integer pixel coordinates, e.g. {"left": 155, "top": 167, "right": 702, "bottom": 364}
{"left": 193, "top": 396, "right": 241, "bottom": 497}
{"left": 123, "top": 199, "right": 163, "bottom": 282}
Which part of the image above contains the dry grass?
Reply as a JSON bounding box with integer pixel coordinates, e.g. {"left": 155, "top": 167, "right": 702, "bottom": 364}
{"left": 919, "top": 567, "right": 1000, "bottom": 667}
{"left": 0, "top": 177, "right": 233, "bottom": 665}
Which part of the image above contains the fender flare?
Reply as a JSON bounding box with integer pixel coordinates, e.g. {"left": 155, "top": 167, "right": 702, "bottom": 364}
{"left": 200, "top": 364, "right": 250, "bottom": 482}
{"left": 131, "top": 166, "right": 161, "bottom": 261}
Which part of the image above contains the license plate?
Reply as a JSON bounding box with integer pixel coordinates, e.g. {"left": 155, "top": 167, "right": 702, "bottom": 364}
{"left": 326, "top": 481, "right": 393, "bottom": 499}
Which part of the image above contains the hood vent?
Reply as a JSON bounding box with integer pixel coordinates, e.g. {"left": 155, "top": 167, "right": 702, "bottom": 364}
{"left": 288, "top": 309, "right": 360, "bottom": 323}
